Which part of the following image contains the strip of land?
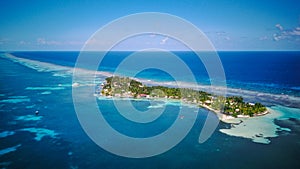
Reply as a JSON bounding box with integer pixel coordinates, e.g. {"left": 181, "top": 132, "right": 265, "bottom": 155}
{"left": 96, "top": 76, "right": 268, "bottom": 122}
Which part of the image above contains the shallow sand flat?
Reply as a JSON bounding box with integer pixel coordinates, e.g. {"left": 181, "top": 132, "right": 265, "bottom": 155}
{"left": 0, "top": 144, "right": 21, "bottom": 156}
{"left": 0, "top": 131, "right": 15, "bottom": 138}
{"left": 219, "top": 106, "right": 296, "bottom": 144}
{"left": 0, "top": 98, "right": 30, "bottom": 103}
{"left": 18, "top": 128, "right": 58, "bottom": 141}
{"left": 272, "top": 105, "right": 300, "bottom": 120}
{"left": 25, "top": 87, "right": 65, "bottom": 90}
{"left": 15, "top": 115, "right": 43, "bottom": 121}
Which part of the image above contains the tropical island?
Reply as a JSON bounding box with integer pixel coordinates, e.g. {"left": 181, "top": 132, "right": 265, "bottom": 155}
{"left": 96, "top": 76, "right": 268, "bottom": 119}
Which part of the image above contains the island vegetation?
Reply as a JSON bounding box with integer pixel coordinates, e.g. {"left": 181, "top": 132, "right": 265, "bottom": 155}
{"left": 96, "top": 76, "right": 268, "bottom": 118}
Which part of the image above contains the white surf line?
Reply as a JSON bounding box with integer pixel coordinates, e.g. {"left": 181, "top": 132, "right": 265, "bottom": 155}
{"left": 0, "top": 98, "right": 30, "bottom": 103}
{"left": 1, "top": 53, "right": 113, "bottom": 87}
{"left": 2, "top": 53, "right": 300, "bottom": 108}
{"left": 1, "top": 53, "right": 113, "bottom": 79}
{"left": 2, "top": 53, "right": 73, "bottom": 73}
{"left": 137, "top": 77, "right": 300, "bottom": 108}
{"left": 25, "top": 87, "right": 65, "bottom": 90}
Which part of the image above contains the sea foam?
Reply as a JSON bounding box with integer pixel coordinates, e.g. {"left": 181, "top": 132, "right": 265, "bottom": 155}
{"left": 0, "top": 98, "right": 30, "bottom": 103}
{"left": 41, "top": 91, "right": 52, "bottom": 95}
{"left": 25, "top": 87, "right": 65, "bottom": 90}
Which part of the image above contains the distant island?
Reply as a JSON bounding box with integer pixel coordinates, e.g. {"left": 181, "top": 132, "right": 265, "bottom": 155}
{"left": 95, "top": 76, "right": 268, "bottom": 119}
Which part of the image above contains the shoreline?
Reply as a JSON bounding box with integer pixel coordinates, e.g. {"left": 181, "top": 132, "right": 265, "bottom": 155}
{"left": 95, "top": 94, "right": 269, "bottom": 124}
{"left": 219, "top": 106, "right": 295, "bottom": 144}
{"left": 99, "top": 76, "right": 269, "bottom": 123}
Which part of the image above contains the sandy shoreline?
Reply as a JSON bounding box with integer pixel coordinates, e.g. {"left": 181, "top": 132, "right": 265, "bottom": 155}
{"left": 95, "top": 92, "right": 269, "bottom": 125}
{"left": 219, "top": 107, "right": 295, "bottom": 144}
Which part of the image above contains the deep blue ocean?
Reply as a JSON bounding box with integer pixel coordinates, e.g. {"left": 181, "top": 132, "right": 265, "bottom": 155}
{"left": 1, "top": 51, "right": 300, "bottom": 169}
{"left": 11, "top": 51, "right": 300, "bottom": 96}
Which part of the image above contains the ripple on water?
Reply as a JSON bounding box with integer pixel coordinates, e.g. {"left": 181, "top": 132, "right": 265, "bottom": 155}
{"left": 0, "top": 144, "right": 21, "bottom": 156}
{"left": 0, "top": 96, "right": 30, "bottom": 103}
{"left": 15, "top": 115, "right": 42, "bottom": 121}
{"left": 0, "top": 131, "right": 15, "bottom": 138}
{"left": 41, "top": 91, "right": 52, "bottom": 95}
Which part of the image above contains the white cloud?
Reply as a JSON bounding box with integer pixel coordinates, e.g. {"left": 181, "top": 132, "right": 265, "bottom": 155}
{"left": 68, "top": 40, "right": 84, "bottom": 45}
{"left": 85, "top": 38, "right": 97, "bottom": 45}
{"left": 19, "top": 40, "right": 31, "bottom": 45}
{"left": 273, "top": 34, "right": 280, "bottom": 41}
{"left": 291, "top": 28, "right": 300, "bottom": 36}
{"left": 48, "top": 40, "right": 62, "bottom": 45}
{"left": 273, "top": 24, "right": 300, "bottom": 41}
{"left": 216, "top": 31, "right": 226, "bottom": 36}
{"left": 37, "top": 38, "right": 46, "bottom": 45}
{"left": 36, "top": 38, "right": 83, "bottom": 46}
{"left": 259, "top": 36, "right": 268, "bottom": 40}
{"left": 0, "top": 38, "right": 10, "bottom": 44}
{"left": 85, "top": 38, "right": 110, "bottom": 46}
{"left": 214, "top": 31, "right": 231, "bottom": 41}
{"left": 275, "top": 24, "right": 283, "bottom": 31}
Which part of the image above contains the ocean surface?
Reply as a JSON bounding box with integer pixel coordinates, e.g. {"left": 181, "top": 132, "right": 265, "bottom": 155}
{"left": 0, "top": 51, "right": 300, "bottom": 169}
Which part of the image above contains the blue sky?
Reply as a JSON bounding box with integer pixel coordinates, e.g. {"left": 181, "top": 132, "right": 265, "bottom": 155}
{"left": 0, "top": 0, "right": 300, "bottom": 51}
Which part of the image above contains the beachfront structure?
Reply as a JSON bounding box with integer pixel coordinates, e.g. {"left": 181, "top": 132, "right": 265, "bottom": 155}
{"left": 99, "top": 76, "right": 267, "bottom": 118}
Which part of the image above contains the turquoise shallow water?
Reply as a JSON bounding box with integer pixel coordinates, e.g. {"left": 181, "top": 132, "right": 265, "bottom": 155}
{"left": 0, "top": 52, "right": 300, "bottom": 168}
